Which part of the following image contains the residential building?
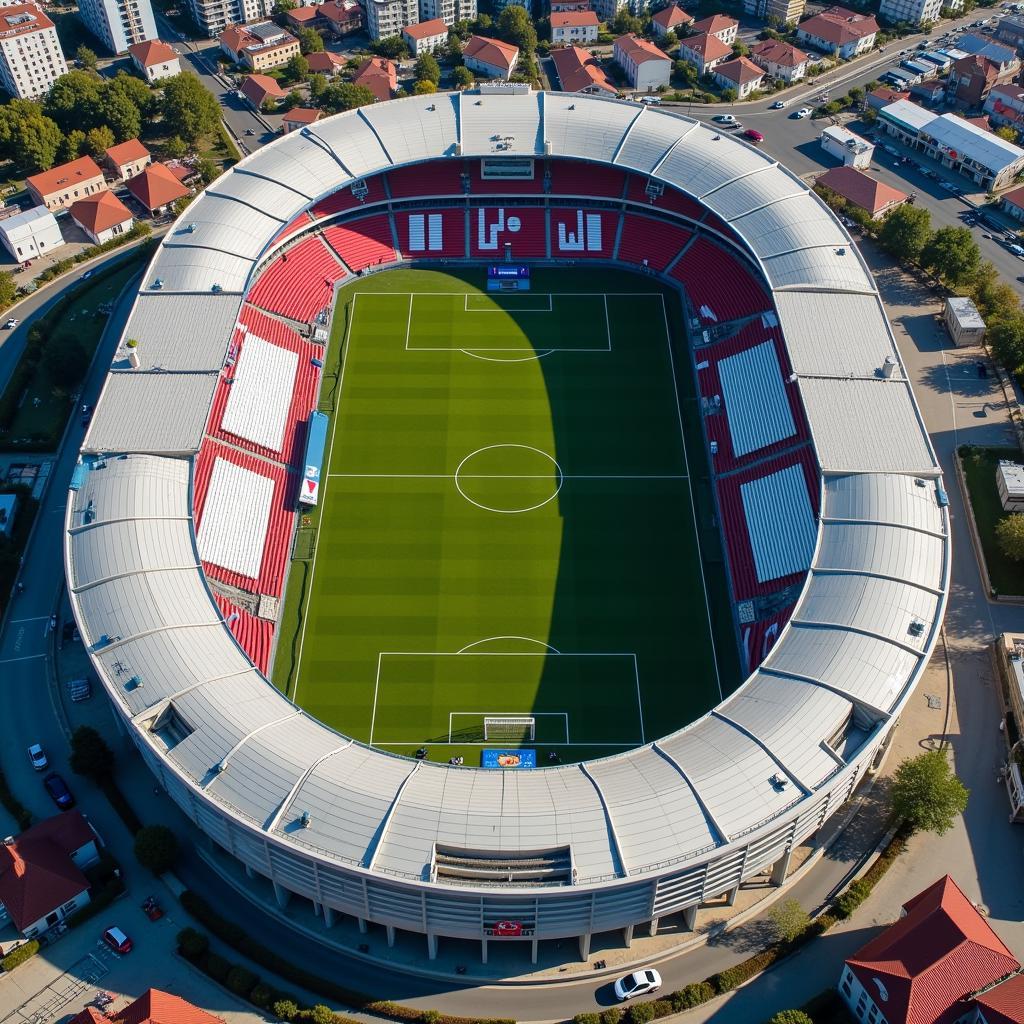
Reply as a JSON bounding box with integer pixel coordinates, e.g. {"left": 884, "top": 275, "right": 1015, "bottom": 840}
{"left": 817, "top": 166, "right": 907, "bottom": 217}
{"left": 969, "top": 974, "right": 1024, "bottom": 1024}
{"left": 840, "top": 876, "right": 1021, "bottom": 1024}
{"left": 651, "top": 5, "right": 693, "bottom": 37}
{"left": 184, "top": 0, "right": 274, "bottom": 37}
{"left": 27, "top": 156, "right": 106, "bottom": 212}
{"left": 126, "top": 161, "right": 190, "bottom": 214}
{"left": 0, "top": 4, "right": 67, "bottom": 100}
{"left": 551, "top": 0, "right": 592, "bottom": 10}
{"left": 956, "top": 32, "right": 1020, "bottom": 72}
{"left": 283, "top": 5, "right": 323, "bottom": 30}
{"left": 878, "top": 0, "right": 942, "bottom": 29}
{"left": 239, "top": 71, "right": 285, "bottom": 108}
{"left": 306, "top": 48, "right": 346, "bottom": 74}
{"left": 319, "top": 0, "right": 362, "bottom": 35}
{"left": 796, "top": 6, "right": 878, "bottom": 58}
{"left": 820, "top": 125, "right": 874, "bottom": 168}
{"left": 128, "top": 38, "right": 180, "bottom": 81}
{"left": 880, "top": 98, "right": 1024, "bottom": 189}
{"left": 418, "top": 0, "right": 476, "bottom": 25}
{"left": 77, "top": 0, "right": 158, "bottom": 54}
{"left": 353, "top": 55, "right": 397, "bottom": 99}
{"left": 0, "top": 812, "right": 99, "bottom": 938}
{"left": 947, "top": 54, "right": 1002, "bottom": 106}
{"left": 910, "top": 79, "right": 945, "bottom": 105}
{"left": 743, "top": 0, "right": 805, "bottom": 27}
{"left": 593, "top": 0, "right": 627, "bottom": 19}
{"left": 70, "top": 990, "right": 225, "bottom": 1024}
{"left": 750, "top": 38, "right": 808, "bottom": 82}
{"left": 690, "top": 14, "right": 737, "bottom": 45}
{"left": 402, "top": 17, "right": 447, "bottom": 54}
{"left": 71, "top": 190, "right": 133, "bottom": 244}
{"left": 462, "top": 34, "right": 518, "bottom": 79}
{"left": 219, "top": 22, "right": 300, "bottom": 70}
{"left": 104, "top": 138, "right": 151, "bottom": 181}
{"left": 996, "top": 14, "right": 1024, "bottom": 51}
{"left": 0, "top": 206, "right": 63, "bottom": 262}
{"left": 614, "top": 32, "right": 670, "bottom": 90}
{"left": 550, "top": 43, "right": 617, "bottom": 94}
{"left": 1001, "top": 182, "right": 1024, "bottom": 220}
{"left": 986, "top": 82, "right": 1024, "bottom": 130}
{"left": 678, "top": 31, "right": 731, "bottom": 75}
{"left": 713, "top": 55, "right": 764, "bottom": 98}
{"left": 282, "top": 106, "right": 322, "bottom": 132}
{"left": 363, "top": 0, "right": 418, "bottom": 40}
{"left": 867, "top": 84, "right": 910, "bottom": 109}
{"left": 551, "top": 10, "right": 598, "bottom": 45}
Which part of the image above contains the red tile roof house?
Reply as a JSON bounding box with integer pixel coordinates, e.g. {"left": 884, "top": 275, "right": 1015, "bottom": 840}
{"left": 947, "top": 54, "right": 1002, "bottom": 107}
{"left": 550, "top": 44, "right": 617, "bottom": 96}
{"left": 651, "top": 4, "right": 693, "bottom": 38}
{"left": 796, "top": 6, "right": 879, "bottom": 59}
{"left": 614, "top": 33, "right": 671, "bottom": 91}
{"left": 104, "top": 138, "right": 152, "bottom": 181}
{"left": 319, "top": 0, "right": 362, "bottom": 37}
{"left": 284, "top": 5, "right": 324, "bottom": 30}
{"left": 713, "top": 55, "right": 766, "bottom": 99}
{"left": 463, "top": 35, "right": 519, "bottom": 81}
{"left": 70, "top": 190, "right": 134, "bottom": 244}
{"left": 126, "top": 162, "right": 190, "bottom": 215}
{"left": 240, "top": 72, "right": 286, "bottom": 111}
{"left": 551, "top": 10, "right": 599, "bottom": 46}
{"left": 27, "top": 155, "right": 107, "bottom": 212}
{"left": 283, "top": 106, "right": 322, "bottom": 133}
{"left": 402, "top": 17, "right": 448, "bottom": 56}
{"left": 867, "top": 84, "right": 911, "bottom": 110}
{"left": 128, "top": 39, "right": 180, "bottom": 83}
{"left": 985, "top": 82, "right": 1024, "bottom": 130}
{"left": 970, "top": 974, "right": 1024, "bottom": 1024}
{"left": 678, "top": 31, "right": 732, "bottom": 76}
{"left": 1001, "top": 182, "right": 1024, "bottom": 222}
{"left": 0, "top": 812, "right": 100, "bottom": 938}
{"left": 690, "top": 13, "right": 738, "bottom": 45}
{"left": 70, "top": 989, "right": 226, "bottom": 1024}
{"left": 750, "top": 38, "right": 809, "bottom": 83}
{"left": 840, "top": 876, "right": 1022, "bottom": 1024}
{"left": 307, "top": 50, "right": 345, "bottom": 76}
{"left": 816, "top": 165, "right": 907, "bottom": 219}
{"left": 353, "top": 57, "right": 397, "bottom": 101}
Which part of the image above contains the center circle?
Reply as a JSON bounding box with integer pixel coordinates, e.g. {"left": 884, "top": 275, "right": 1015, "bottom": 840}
{"left": 454, "top": 444, "right": 563, "bottom": 514}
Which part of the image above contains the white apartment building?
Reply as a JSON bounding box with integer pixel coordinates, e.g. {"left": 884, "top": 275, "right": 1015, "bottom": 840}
{"left": 878, "top": 0, "right": 942, "bottom": 27}
{"left": 77, "top": 0, "right": 158, "bottom": 54}
{"left": 0, "top": 206, "right": 63, "bottom": 262}
{"left": 0, "top": 4, "right": 67, "bottom": 99}
{"left": 185, "top": 0, "right": 272, "bottom": 38}
{"left": 743, "top": 0, "right": 805, "bottom": 26}
{"left": 614, "top": 32, "right": 671, "bottom": 91}
{"left": 551, "top": 10, "right": 598, "bottom": 44}
{"left": 365, "top": 0, "right": 418, "bottom": 40}
{"left": 418, "top": 0, "right": 476, "bottom": 24}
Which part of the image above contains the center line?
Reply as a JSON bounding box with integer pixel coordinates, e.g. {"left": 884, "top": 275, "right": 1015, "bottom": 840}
{"left": 328, "top": 473, "right": 689, "bottom": 479}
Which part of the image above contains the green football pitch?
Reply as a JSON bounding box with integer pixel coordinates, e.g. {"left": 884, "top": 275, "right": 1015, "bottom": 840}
{"left": 273, "top": 268, "right": 734, "bottom": 765}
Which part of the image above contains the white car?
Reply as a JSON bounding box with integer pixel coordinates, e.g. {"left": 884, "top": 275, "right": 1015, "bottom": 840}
{"left": 712, "top": 113, "right": 738, "bottom": 124}
{"left": 795, "top": 107, "right": 812, "bottom": 119}
{"left": 4, "top": 318, "right": 18, "bottom": 329}
{"left": 27, "top": 744, "right": 47, "bottom": 771}
{"left": 770, "top": 100, "right": 787, "bottom": 109}
{"left": 1009, "top": 243, "right": 1024, "bottom": 260}
{"left": 614, "top": 969, "right": 662, "bottom": 1001}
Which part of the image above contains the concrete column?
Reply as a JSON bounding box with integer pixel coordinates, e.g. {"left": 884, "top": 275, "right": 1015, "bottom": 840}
{"left": 649, "top": 917, "right": 660, "bottom": 937}
{"left": 313, "top": 900, "right": 322, "bottom": 917}
{"left": 323, "top": 906, "right": 336, "bottom": 928}
{"left": 272, "top": 882, "right": 290, "bottom": 908}
{"left": 682, "top": 904, "right": 697, "bottom": 931}
{"left": 481, "top": 938, "right": 488, "bottom": 964}
{"left": 578, "top": 931, "right": 591, "bottom": 960}
{"left": 427, "top": 933, "right": 438, "bottom": 960}
{"left": 531, "top": 938, "right": 538, "bottom": 964}
{"left": 622, "top": 924, "right": 634, "bottom": 949}
{"left": 724, "top": 884, "right": 739, "bottom": 907}
{"left": 244, "top": 864, "right": 255, "bottom": 879}
{"left": 771, "top": 848, "right": 793, "bottom": 887}
{"left": 386, "top": 924, "right": 396, "bottom": 947}
{"left": 357, "top": 917, "right": 368, "bottom": 934}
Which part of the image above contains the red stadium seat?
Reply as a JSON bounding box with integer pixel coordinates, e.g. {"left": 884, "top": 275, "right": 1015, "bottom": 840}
{"left": 394, "top": 208, "right": 466, "bottom": 258}
{"left": 214, "top": 593, "right": 275, "bottom": 675}
{"left": 387, "top": 163, "right": 464, "bottom": 199}
{"left": 625, "top": 175, "right": 704, "bottom": 221}
{"left": 323, "top": 215, "right": 397, "bottom": 272}
{"left": 672, "top": 238, "right": 769, "bottom": 324}
{"left": 617, "top": 213, "right": 691, "bottom": 271}
{"left": 311, "top": 177, "right": 386, "bottom": 219}
{"left": 468, "top": 206, "right": 547, "bottom": 258}
{"left": 248, "top": 236, "right": 346, "bottom": 322}
{"left": 548, "top": 160, "right": 626, "bottom": 200}
{"left": 549, "top": 208, "right": 619, "bottom": 259}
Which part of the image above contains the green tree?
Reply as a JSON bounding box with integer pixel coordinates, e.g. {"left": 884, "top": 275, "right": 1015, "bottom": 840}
{"left": 970, "top": 262, "right": 1019, "bottom": 320}
{"left": 369, "top": 34, "right": 406, "bottom": 58}
{"left": 890, "top": 750, "right": 969, "bottom": 835}
{"left": 0, "top": 102, "right": 63, "bottom": 171}
{"left": 416, "top": 51, "right": 441, "bottom": 83}
{"left": 164, "top": 135, "right": 189, "bottom": 159}
{"left": 69, "top": 725, "right": 115, "bottom": 780}
{"left": 662, "top": 29, "right": 677, "bottom": 47}
{"left": 498, "top": 2, "right": 538, "bottom": 53}
{"left": 611, "top": 8, "right": 643, "bottom": 35}
{"left": 413, "top": 79, "right": 436, "bottom": 94}
{"left": 162, "top": 72, "right": 222, "bottom": 142}
{"left": 721, "top": 87, "right": 737, "bottom": 101}
{"left": 282, "top": 88, "right": 303, "bottom": 110}
{"left": 286, "top": 52, "right": 309, "bottom": 81}
{"left": 297, "top": 25, "right": 324, "bottom": 52}
{"left": 921, "top": 226, "right": 981, "bottom": 287}
{"left": 878, "top": 203, "right": 932, "bottom": 262}
{"left": 273, "top": 0, "right": 296, "bottom": 10}
{"left": 473, "top": 12, "right": 492, "bottom": 31}
{"left": 309, "top": 71, "right": 327, "bottom": 100}
{"left": 197, "top": 156, "right": 220, "bottom": 183}
{"left": 320, "top": 82, "right": 377, "bottom": 113}
{"left": 989, "top": 310, "right": 1024, "bottom": 373}
{"left": 0, "top": 271, "right": 17, "bottom": 310}
{"left": 308, "top": 1007, "right": 334, "bottom": 1024}
{"left": 107, "top": 71, "right": 159, "bottom": 118}
{"left": 76, "top": 44, "right": 99, "bottom": 70}
{"left": 768, "top": 898, "right": 810, "bottom": 943}
{"left": 58, "top": 128, "right": 87, "bottom": 163}
{"left": 997, "top": 514, "right": 1024, "bottom": 561}
{"left": 96, "top": 87, "right": 142, "bottom": 141}
{"left": 134, "top": 824, "right": 181, "bottom": 874}
{"left": 452, "top": 64, "right": 474, "bottom": 88}
{"left": 767, "top": 1013, "right": 814, "bottom": 1024}
{"left": 995, "top": 125, "right": 1018, "bottom": 143}
{"left": 44, "top": 70, "right": 102, "bottom": 132}
{"left": 272, "top": 1001, "right": 299, "bottom": 1022}
{"left": 84, "top": 125, "right": 115, "bottom": 156}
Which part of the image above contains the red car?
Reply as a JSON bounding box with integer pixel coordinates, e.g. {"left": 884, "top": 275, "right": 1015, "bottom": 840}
{"left": 743, "top": 128, "right": 764, "bottom": 143}
{"left": 102, "top": 926, "right": 133, "bottom": 954}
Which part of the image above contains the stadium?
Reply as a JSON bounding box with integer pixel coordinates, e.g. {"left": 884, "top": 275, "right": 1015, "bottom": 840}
{"left": 64, "top": 85, "right": 949, "bottom": 964}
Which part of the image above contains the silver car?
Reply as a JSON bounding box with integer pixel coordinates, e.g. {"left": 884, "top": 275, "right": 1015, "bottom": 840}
{"left": 613, "top": 968, "right": 662, "bottom": 1000}
{"left": 27, "top": 744, "right": 47, "bottom": 771}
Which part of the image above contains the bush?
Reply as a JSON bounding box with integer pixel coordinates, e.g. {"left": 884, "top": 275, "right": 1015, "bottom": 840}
{"left": 670, "top": 982, "right": 715, "bottom": 1010}
{"left": 203, "top": 951, "right": 232, "bottom": 983}
{"left": 1, "top": 940, "right": 39, "bottom": 971}
{"left": 134, "top": 824, "right": 180, "bottom": 874}
{"left": 421, "top": 1013, "right": 442, "bottom": 1024}
{"left": 226, "top": 965, "right": 259, "bottom": 997}
{"left": 273, "top": 1000, "right": 300, "bottom": 1021}
{"left": 767, "top": 1012, "right": 813, "bottom": 1024}
{"left": 573, "top": 1015, "right": 601, "bottom": 1024}
{"left": 628, "top": 1004, "right": 657, "bottom": 1024}
{"left": 834, "top": 879, "right": 871, "bottom": 919}
{"left": 249, "top": 984, "right": 274, "bottom": 1009}
{"left": 69, "top": 725, "right": 114, "bottom": 780}
{"left": 177, "top": 927, "right": 209, "bottom": 959}
{"left": 600, "top": 1011, "right": 624, "bottom": 1024}
{"left": 308, "top": 1007, "right": 335, "bottom": 1024}
{"left": 712, "top": 949, "right": 779, "bottom": 993}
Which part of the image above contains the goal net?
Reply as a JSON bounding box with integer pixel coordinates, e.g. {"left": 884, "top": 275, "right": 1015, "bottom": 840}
{"left": 483, "top": 716, "right": 536, "bottom": 743}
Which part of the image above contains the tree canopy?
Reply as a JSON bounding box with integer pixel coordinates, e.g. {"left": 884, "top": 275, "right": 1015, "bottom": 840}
{"left": 416, "top": 52, "right": 441, "bottom": 84}
{"left": 69, "top": 726, "right": 115, "bottom": 780}
{"left": 134, "top": 825, "right": 181, "bottom": 875}
{"left": 878, "top": 204, "right": 932, "bottom": 263}
{"left": 320, "top": 82, "right": 377, "bottom": 113}
{"left": 997, "top": 513, "right": 1024, "bottom": 561}
{"left": 297, "top": 26, "right": 324, "bottom": 53}
{"left": 498, "top": 3, "right": 538, "bottom": 52}
{"left": 989, "top": 310, "right": 1024, "bottom": 375}
{"left": 890, "top": 750, "right": 968, "bottom": 835}
{"left": 921, "top": 226, "right": 981, "bottom": 288}
{"left": 76, "top": 45, "right": 98, "bottom": 70}
{"left": 0, "top": 100, "right": 62, "bottom": 171}
{"left": 452, "top": 65, "right": 473, "bottom": 88}
{"left": 162, "top": 72, "right": 222, "bottom": 143}
{"left": 370, "top": 34, "right": 406, "bottom": 58}
{"left": 413, "top": 79, "right": 436, "bottom": 94}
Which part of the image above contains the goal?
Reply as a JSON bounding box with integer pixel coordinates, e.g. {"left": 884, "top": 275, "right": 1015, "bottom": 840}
{"left": 483, "top": 716, "right": 536, "bottom": 743}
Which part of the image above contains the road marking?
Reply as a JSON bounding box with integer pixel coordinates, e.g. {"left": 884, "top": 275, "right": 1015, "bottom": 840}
{"left": 9, "top": 615, "right": 49, "bottom": 624}
{"left": 0, "top": 653, "right": 45, "bottom": 664}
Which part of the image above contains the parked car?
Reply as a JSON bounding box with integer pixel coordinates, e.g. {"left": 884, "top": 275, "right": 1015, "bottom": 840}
{"left": 27, "top": 744, "right": 47, "bottom": 771}
{"left": 4, "top": 318, "right": 18, "bottom": 329}
{"left": 81, "top": 404, "right": 93, "bottom": 426}
{"left": 770, "top": 100, "right": 787, "bottom": 109}
{"left": 1009, "top": 243, "right": 1024, "bottom": 259}
{"left": 102, "top": 926, "right": 133, "bottom": 954}
{"left": 614, "top": 969, "right": 662, "bottom": 1001}
{"left": 712, "top": 113, "right": 738, "bottom": 124}
{"left": 742, "top": 128, "right": 764, "bottom": 142}
{"left": 939, "top": 181, "right": 959, "bottom": 192}
{"left": 43, "top": 772, "right": 74, "bottom": 809}
{"left": 794, "top": 107, "right": 812, "bottom": 118}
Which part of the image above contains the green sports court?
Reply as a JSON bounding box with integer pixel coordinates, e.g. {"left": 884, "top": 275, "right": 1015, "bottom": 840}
{"left": 273, "top": 267, "right": 734, "bottom": 764}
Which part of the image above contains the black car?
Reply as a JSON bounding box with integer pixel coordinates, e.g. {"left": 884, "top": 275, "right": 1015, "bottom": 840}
{"left": 977, "top": 361, "right": 988, "bottom": 379}
{"left": 43, "top": 772, "right": 75, "bottom": 810}
{"left": 81, "top": 404, "right": 93, "bottom": 426}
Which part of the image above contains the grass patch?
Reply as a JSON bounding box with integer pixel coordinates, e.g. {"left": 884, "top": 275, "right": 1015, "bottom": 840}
{"left": 959, "top": 444, "right": 1024, "bottom": 596}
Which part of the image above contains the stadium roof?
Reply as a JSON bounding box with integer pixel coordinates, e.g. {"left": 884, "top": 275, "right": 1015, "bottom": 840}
{"left": 67, "top": 91, "right": 947, "bottom": 898}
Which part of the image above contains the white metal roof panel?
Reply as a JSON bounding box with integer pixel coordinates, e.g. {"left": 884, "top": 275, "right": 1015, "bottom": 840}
{"left": 613, "top": 107, "right": 683, "bottom": 173}
{"left": 71, "top": 455, "right": 190, "bottom": 522}
{"left": 543, "top": 92, "right": 641, "bottom": 163}
{"left": 361, "top": 94, "right": 460, "bottom": 164}
{"left": 658, "top": 127, "right": 775, "bottom": 199}
{"left": 460, "top": 89, "right": 544, "bottom": 156}
{"left": 816, "top": 521, "right": 944, "bottom": 591}
{"left": 165, "top": 194, "right": 285, "bottom": 261}
{"left": 307, "top": 112, "right": 392, "bottom": 178}
{"left": 207, "top": 170, "right": 309, "bottom": 216}
{"left": 763, "top": 248, "right": 874, "bottom": 291}
{"left": 236, "top": 138, "right": 345, "bottom": 199}
{"left": 702, "top": 164, "right": 804, "bottom": 221}
{"left": 70, "top": 518, "right": 198, "bottom": 589}
{"left": 823, "top": 473, "right": 945, "bottom": 534}
{"left": 146, "top": 244, "right": 253, "bottom": 294}
{"left": 733, "top": 193, "right": 848, "bottom": 259}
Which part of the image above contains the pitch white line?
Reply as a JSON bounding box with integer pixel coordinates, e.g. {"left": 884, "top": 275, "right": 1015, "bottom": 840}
{"left": 368, "top": 652, "right": 383, "bottom": 746}
{"left": 329, "top": 473, "right": 689, "bottom": 480}
{"left": 403, "top": 293, "right": 414, "bottom": 351}
{"left": 602, "top": 294, "right": 612, "bottom": 351}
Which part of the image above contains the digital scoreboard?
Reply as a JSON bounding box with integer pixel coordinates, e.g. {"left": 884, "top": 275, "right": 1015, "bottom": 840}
{"left": 486, "top": 264, "right": 531, "bottom": 291}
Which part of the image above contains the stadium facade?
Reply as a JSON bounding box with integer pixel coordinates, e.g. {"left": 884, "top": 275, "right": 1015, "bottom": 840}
{"left": 65, "top": 86, "right": 949, "bottom": 963}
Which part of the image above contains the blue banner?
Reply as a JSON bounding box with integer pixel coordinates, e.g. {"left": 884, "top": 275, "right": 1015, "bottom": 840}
{"left": 482, "top": 749, "right": 536, "bottom": 769}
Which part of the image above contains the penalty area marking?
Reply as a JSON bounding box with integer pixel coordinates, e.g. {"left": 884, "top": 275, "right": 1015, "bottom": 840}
{"left": 464, "top": 293, "right": 554, "bottom": 312}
